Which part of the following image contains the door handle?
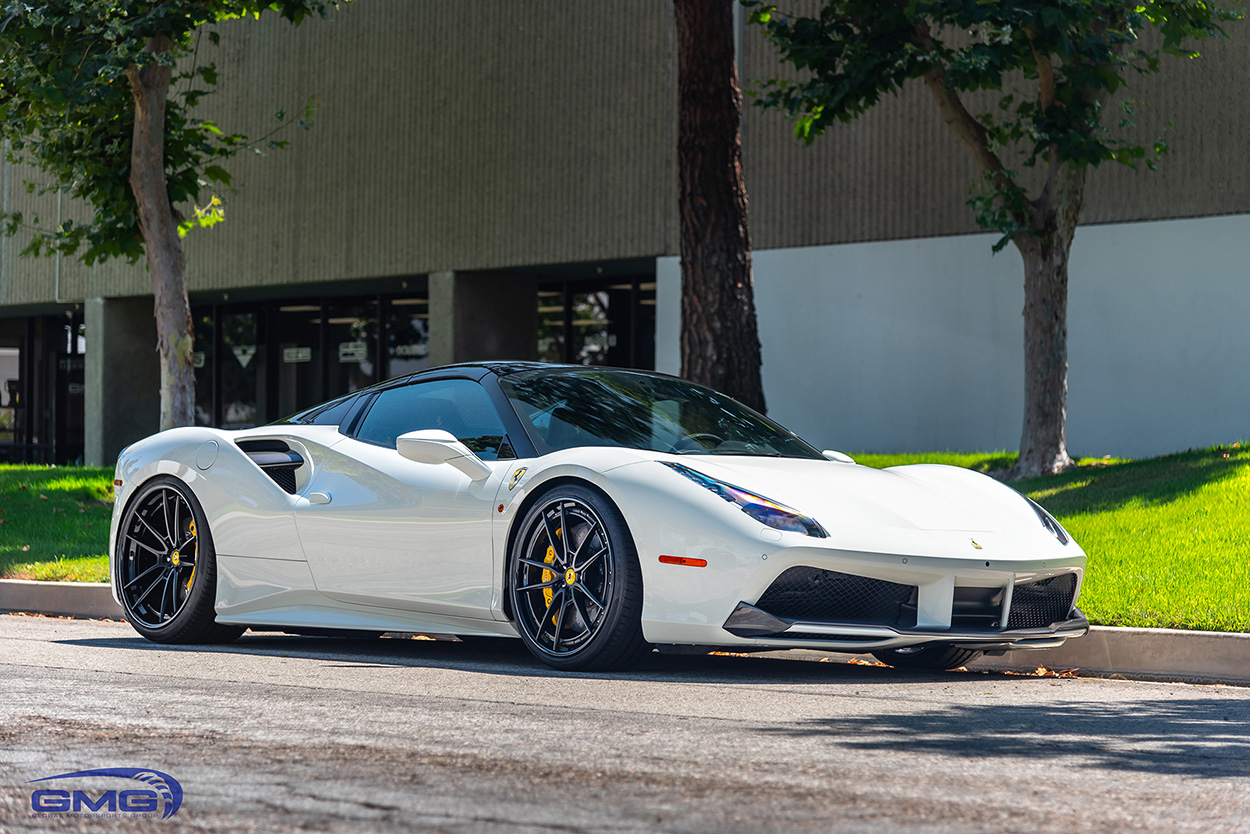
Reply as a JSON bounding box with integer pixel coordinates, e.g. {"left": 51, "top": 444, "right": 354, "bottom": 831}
{"left": 308, "top": 492, "right": 332, "bottom": 505}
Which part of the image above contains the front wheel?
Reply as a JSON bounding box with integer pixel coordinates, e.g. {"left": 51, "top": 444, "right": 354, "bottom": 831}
{"left": 871, "top": 644, "right": 981, "bottom": 671}
{"left": 509, "top": 485, "right": 649, "bottom": 671}
{"left": 115, "top": 477, "right": 244, "bottom": 644}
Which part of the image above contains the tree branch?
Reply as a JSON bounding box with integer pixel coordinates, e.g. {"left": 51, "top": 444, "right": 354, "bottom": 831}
{"left": 910, "top": 23, "right": 1019, "bottom": 217}
{"left": 1026, "top": 27, "right": 1058, "bottom": 111}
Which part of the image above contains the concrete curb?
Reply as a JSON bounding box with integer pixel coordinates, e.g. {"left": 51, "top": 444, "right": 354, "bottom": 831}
{"left": 1, "top": 580, "right": 1245, "bottom": 686}
{"left": 965, "top": 626, "right": 1250, "bottom": 686}
{"left": 0, "top": 579, "right": 124, "bottom": 620}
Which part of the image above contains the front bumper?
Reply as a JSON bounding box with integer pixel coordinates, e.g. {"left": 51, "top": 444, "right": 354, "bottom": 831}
{"left": 723, "top": 600, "right": 1090, "bottom": 652}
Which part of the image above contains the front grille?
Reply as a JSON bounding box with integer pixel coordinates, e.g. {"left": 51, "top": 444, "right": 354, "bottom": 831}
{"left": 1007, "top": 573, "right": 1078, "bottom": 630}
{"left": 754, "top": 567, "right": 917, "bottom": 628}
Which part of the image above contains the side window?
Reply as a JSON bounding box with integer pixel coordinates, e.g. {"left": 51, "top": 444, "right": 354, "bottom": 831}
{"left": 355, "top": 379, "right": 513, "bottom": 460}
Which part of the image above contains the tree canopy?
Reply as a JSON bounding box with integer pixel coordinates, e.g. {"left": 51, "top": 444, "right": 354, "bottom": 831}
{"left": 748, "top": 0, "right": 1238, "bottom": 249}
{"left": 0, "top": 1, "right": 341, "bottom": 433}
{"left": 748, "top": 0, "right": 1238, "bottom": 477}
{"left": 0, "top": 1, "right": 331, "bottom": 264}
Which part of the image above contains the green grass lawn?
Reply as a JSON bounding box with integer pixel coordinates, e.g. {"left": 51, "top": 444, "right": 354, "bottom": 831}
{"left": 3, "top": 444, "right": 1248, "bottom": 632}
{"left": 857, "top": 444, "right": 1250, "bottom": 632}
{"left": 0, "top": 465, "right": 113, "bottom": 582}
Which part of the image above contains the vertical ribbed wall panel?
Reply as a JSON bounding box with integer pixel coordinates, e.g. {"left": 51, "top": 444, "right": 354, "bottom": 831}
{"left": 184, "top": 0, "right": 679, "bottom": 295}
{"left": 0, "top": 160, "right": 149, "bottom": 307}
{"left": 3, "top": 0, "right": 680, "bottom": 306}
{"left": 743, "top": 18, "right": 1250, "bottom": 250}
{"left": 1, "top": 5, "right": 1246, "bottom": 307}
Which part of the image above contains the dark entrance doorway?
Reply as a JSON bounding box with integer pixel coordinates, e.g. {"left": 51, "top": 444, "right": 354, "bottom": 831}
{"left": 537, "top": 275, "right": 656, "bottom": 370}
{"left": 0, "top": 312, "right": 83, "bottom": 465}
{"left": 192, "top": 291, "right": 430, "bottom": 429}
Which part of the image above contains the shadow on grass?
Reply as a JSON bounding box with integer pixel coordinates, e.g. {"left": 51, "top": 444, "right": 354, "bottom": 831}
{"left": 1018, "top": 445, "right": 1249, "bottom": 515}
{"left": 754, "top": 697, "right": 1250, "bottom": 779}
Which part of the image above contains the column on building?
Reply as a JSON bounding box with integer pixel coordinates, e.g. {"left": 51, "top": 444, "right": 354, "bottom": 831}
{"left": 84, "top": 296, "right": 160, "bottom": 467}
{"left": 428, "top": 271, "right": 538, "bottom": 367}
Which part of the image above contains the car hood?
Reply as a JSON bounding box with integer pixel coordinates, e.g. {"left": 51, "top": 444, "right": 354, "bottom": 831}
{"left": 647, "top": 455, "right": 1032, "bottom": 534}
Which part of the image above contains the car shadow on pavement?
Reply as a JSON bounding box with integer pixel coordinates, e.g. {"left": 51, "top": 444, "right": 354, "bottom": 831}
{"left": 58, "top": 629, "right": 1112, "bottom": 688}
{"left": 754, "top": 697, "right": 1250, "bottom": 780}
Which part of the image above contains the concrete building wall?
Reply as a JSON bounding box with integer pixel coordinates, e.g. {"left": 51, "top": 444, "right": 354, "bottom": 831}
{"left": 1, "top": 3, "right": 1248, "bottom": 308}
{"left": 0, "top": 0, "right": 683, "bottom": 307}
{"left": 660, "top": 213, "right": 1250, "bottom": 458}
{"left": 742, "top": 16, "right": 1250, "bottom": 249}
{"left": 0, "top": 2, "right": 1246, "bottom": 463}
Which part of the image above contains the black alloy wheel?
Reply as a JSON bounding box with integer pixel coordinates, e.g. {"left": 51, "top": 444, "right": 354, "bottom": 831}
{"left": 116, "top": 477, "right": 244, "bottom": 644}
{"left": 509, "top": 484, "right": 649, "bottom": 671}
{"left": 871, "top": 643, "right": 982, "bottom": 671}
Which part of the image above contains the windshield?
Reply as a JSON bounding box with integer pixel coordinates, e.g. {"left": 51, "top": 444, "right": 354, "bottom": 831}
{"left": 499, "top": 368, "right": 825, "bottom": 459}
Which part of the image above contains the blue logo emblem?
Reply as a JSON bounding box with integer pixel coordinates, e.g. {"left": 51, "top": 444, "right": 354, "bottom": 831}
{"left": 28, "top": 767, "right": 183, "bottom": 819}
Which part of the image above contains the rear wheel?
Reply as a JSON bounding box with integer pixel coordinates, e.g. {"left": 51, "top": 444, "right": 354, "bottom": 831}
{"left": 116, "top": 477, "right": 244, "bottom": 644}
{"left": 871, "top": 644, "right": 981, "bottom": 671}
{"left": 509, "top": 485, "right": 649, "bottom": 671}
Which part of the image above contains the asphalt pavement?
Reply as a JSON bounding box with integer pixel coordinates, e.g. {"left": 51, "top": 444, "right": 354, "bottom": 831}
{"left": 2, "top": 614, "right": 1248, "bottom": 833}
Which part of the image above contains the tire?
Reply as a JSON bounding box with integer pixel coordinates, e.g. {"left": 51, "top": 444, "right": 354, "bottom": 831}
{"left": 115, "top": 476, "right": 244, "bottom": 644}
{"left": 509, "top": 484, "right": 649, "bottom": 671}
{"left": 871, "top": 644, "right": 982, "bottom": 671}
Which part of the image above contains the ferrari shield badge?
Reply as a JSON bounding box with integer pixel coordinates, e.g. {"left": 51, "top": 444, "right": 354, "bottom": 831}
{"left": 509, "top": 467, "right": 528, "bottom": 490}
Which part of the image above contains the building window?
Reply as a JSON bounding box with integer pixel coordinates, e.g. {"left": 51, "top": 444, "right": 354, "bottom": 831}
{"left": 537, "top": 278, "right": 656, "bottom": 369}
{"left": 191, "top": 291, "right": 429, "bottom": 429}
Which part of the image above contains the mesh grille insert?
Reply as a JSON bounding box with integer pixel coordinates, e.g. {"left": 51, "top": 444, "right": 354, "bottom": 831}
{"left": 263, "top": 465, "right": 299, "bottom": 495}
{"left": 1007, "top": 573, "right": 1078, "bottom": 630}
{"left": 754, "top": 567, "right": 917, "bottom": 628}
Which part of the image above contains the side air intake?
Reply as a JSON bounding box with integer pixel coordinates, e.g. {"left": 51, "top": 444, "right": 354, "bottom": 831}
{"left": 237, "top": 439, "right": 304, "bottom": 495}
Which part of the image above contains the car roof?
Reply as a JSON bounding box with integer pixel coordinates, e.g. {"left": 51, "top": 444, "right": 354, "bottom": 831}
{"left": 370, "top": 361, "right": 685, "bottom": 391}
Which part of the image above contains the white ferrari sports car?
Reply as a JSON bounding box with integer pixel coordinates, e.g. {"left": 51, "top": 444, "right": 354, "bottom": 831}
{"left": 110, "top": 362, "right": 1088, "bottom": 671}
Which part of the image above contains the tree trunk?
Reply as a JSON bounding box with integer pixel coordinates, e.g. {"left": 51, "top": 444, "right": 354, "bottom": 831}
{"left": 1008, "top": 163, "right": 1087, "bottom": 479}
{"left": 127, "top": 35, "right": 195, "bottom": 431}
{"left": 674, "top": 0, "right": 766, "bottom": 412}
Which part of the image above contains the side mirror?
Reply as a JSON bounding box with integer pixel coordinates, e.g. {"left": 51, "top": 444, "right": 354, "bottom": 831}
{"left": 397, "top": 429, "right": 492, "bottom": 481}
{"left": 822, "top": 450, "right": 856, "bottom": 464}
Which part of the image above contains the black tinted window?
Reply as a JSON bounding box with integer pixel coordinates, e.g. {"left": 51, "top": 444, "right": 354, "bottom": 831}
{"left": 276, "top": 393, "right": 355, "bottom": 426}
{"left": 356, "top": 379, "right": 512, "bottom": 460}
{"left": 500, "top": 369, "right": 823, "bottom": 459}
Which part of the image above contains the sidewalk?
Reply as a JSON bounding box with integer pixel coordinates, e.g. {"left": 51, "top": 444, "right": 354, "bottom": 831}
{"left": 0, "top": 579, "right": 124, "bottom": 619}
{"left": 965, "top": 626, "right": 1250, "bottom": 685}
{"left": 1, "top": 578, "right": 1245, "bottom": 685}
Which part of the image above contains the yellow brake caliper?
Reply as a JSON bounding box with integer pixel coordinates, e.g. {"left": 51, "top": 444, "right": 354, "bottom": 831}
{"left": 541, "top": 528, "right": 561, "bottom": 624}
{"left": 185, "top": 520, "right": 197, "bottom": 591}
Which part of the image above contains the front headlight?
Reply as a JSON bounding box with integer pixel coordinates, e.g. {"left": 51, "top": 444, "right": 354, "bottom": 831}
{"left": 1025, "top": 496, "right": 1069, "bottom": 545}
{"left": 662, "top": 462, "right": 827, "bottom": 538}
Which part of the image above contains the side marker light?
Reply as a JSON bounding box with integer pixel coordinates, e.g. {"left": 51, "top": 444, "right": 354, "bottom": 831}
{"left": 113, "top": 479, "right": 124, "bottom": 487}
{"left": 497, "top": 504, "right": 505, "bottom": 513}
{"left": 659, "top": 555, "right": 707, "bottom": 568}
